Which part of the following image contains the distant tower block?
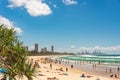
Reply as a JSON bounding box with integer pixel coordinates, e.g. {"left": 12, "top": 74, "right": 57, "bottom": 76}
{"left": 43, "top": 47, "right": 47, "bottom": 53}
{"left": 41, "top": 47, "right": 47, "bottom": 53}
{"left": 51, "top": 45, "right": 54, "bottom": 53}
{"left": 34, "top": 43, "right": 38, "bottom": 53}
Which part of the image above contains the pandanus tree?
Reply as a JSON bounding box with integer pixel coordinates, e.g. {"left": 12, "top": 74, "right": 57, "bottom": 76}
{"left": 0, "top": 25, "right": 36, "bottom": 80}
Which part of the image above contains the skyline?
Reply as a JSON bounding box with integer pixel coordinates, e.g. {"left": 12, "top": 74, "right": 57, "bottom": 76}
{"left": 0, "top": 0, "right": 120, "bottom": 54}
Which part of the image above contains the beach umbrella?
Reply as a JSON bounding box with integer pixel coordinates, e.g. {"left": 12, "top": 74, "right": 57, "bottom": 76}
{"left": 0, "top": 68, "right": 7, "bottom": 73}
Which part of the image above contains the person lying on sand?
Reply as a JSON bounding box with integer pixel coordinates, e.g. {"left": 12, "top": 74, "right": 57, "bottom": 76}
{"left": 47, "top": 77, "right": 59, "bottom": 80}
{"left": 80, "top": 74, "right": 85, "bottom": 77}
{"left": 86, "top": 75, "right": 93, "bottom": 78}
{"left": 110, "top": 74, "right": 119, "bottom": 78}
{"left": 56, "top": 67, "right": 64, "bottom": 71}
{"left": 80, "top": 74, "right": 93, "bottom": 78}
{"left": 59, "top": 73, "right": 68, "bottom": 75}
{"left": 38, "top": 74, "right": 46, "bottom": 76}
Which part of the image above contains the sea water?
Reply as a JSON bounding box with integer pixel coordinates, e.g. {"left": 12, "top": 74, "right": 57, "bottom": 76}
{"left": 53, "top": 55, "right": 120, "bottom": 77}
{"left": 59, "top": 54, "right": 120, "bottom": 68}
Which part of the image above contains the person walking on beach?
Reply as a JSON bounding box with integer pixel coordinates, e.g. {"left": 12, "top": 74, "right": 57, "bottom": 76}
{"left": 117, "top": 67, "right": 120, "bottom": 72}
{"left": 58, "top": 60, "right": 61, "bottom": 64}
{"left": 50, "top": 63, "right": 52, "bottom": 69}
{"left": 109, "top": 68, "right": 112, "bottom": 73}
{"left": 71, "top": 64, "right": 73, "bottom": 69}
{"left": 66, "top": 67, "right": 68, "bottom": 72}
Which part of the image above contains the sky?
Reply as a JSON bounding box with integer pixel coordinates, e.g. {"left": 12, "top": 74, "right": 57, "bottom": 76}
{"left": 0, "top": 0, "right": 120, "bottom": 54}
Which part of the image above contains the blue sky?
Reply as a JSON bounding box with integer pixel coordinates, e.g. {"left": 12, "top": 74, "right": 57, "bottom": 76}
{"left": 0, "top": 0, "right": 120, "bottom": 53}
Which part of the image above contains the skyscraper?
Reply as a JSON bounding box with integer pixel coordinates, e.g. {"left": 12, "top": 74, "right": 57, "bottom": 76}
{"left": 34, "top": 43, "right": 38, "bottom": 53}
{"left": 51, "top": 45, "right": 54, "bottom": 53}
{"left": 41, "top": 47, "right": 47, "bottom": 53}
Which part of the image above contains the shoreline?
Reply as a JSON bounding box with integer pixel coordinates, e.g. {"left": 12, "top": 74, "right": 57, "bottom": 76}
{"left": 26, "top": 55, "right": 120, "bottom": 80}
{"left": 53, "top": 56, "right": 120, "bottom": 78}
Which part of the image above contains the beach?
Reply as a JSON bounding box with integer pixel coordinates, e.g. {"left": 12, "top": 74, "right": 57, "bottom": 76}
{"left": 22, "top": 55, "right": 120, "bottom": 80}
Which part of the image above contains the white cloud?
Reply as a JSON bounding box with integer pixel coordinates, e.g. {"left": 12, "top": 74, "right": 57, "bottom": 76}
{"left": 48, "top": 1, "right": 52, "bottom": 5}
{"left": 0, "top": 16, "right": 22, "bottom": 34}
{"left": 7, "top": 0, "right": 52, "bottom": 16}
{"left": 54, "top": 45, "right": 120, "bottom": 54}
{"left": 70, "top": 45, "right": 75, "bottom": 48}
{"left": 53, "top": 4, "right": 57, "bottom": 8}
{"left": 25, "top": 0, "right": 52, "bottom": 16}
{"left": 7, "top": 0, "right": 26, "bottom": 7}
{"left": 62, "top": 0, "right": 77, "bottom": 5}
{"left": 57, "top": 45, "right": 120, "bottom": 54}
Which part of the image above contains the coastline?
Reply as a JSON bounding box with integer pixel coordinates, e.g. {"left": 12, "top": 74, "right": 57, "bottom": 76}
{"left": 26, "top": 55, "right": 120, "bottom": 80}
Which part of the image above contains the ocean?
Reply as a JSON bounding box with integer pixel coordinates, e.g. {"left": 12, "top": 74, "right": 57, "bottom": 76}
{"left": 58, "top": 54, "right": 120, "bottom": 68}
{"left": 51, "top": 55, "right": 120, "bottom": 76}
{"left": 60, "top": 55, "right": 120, "bottom": 63}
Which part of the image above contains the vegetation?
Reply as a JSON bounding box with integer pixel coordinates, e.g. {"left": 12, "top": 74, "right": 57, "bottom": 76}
{"left": 28, "top": 51, "right": 75, "bottom": 56}
{"left": 0, "top": 25, "right": 36, "bottom": 80}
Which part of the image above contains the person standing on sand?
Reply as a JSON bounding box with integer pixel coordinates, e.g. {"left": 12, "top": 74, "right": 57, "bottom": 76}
{"left": 50, "top": 63, "right": 52, "bottom": 69}
{"left": 117, "top": 67, "right": 120, "bottom": 72}
{"left": 66, "top": 67, "right": 68, "bottom": 72}
{"left": 59, "top": 60, "right": 61, "bottom": 64}
{"left": 109, "top": 68, "right": 112, "bottom": 73}
{"left": 71, "top": 64, "right": 73, "bottom": 69}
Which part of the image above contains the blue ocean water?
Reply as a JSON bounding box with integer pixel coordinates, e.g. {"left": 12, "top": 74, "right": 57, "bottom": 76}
{"left": 55, "top": 55, "right": 120, "bottom": 77}
{"left": 60, "top": 54, "right": 120, "bottom": 63}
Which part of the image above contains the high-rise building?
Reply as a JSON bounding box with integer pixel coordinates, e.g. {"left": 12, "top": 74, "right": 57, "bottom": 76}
{"left": 51, "top": 45, "right": 54, "bottom": 53}
{"left": 34, "top": 43, "right": 38, "bottom": 53}
{"left": 43, "top": 47, "right": 47, "bottom": 53}
{"left": 41, "top": 47, "right": 47, "bottom": 53}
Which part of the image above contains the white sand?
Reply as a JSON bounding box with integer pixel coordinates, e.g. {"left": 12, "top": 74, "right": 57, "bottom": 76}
{"left": 1, "top": 55, "right": 119, "bottom": 80}
{"left": 26, "top": 56, "right": 120, "bottom": 80}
